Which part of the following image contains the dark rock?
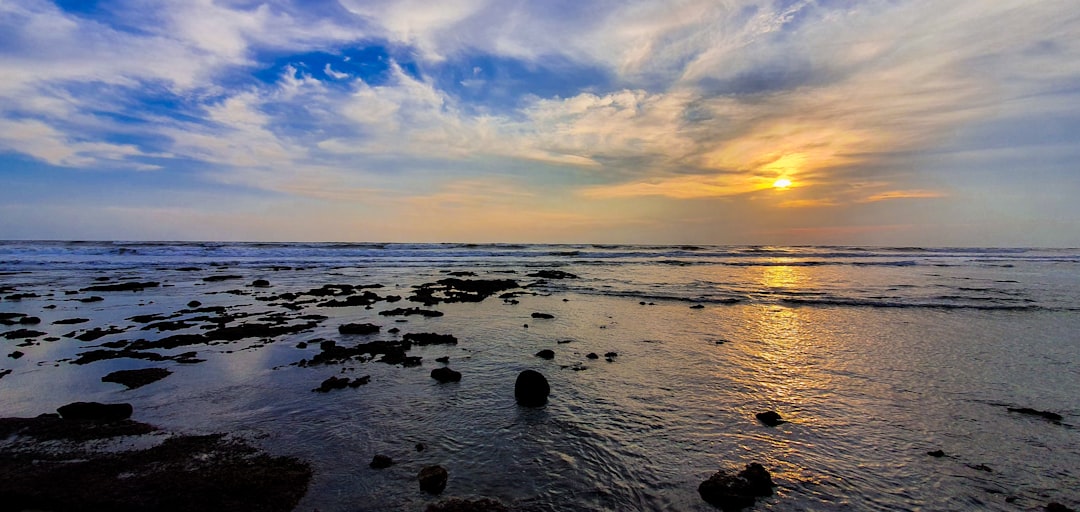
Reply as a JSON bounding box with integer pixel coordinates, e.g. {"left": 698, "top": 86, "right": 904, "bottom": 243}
{"left": 380, "top": 307, "right": 444, "bottom": 317}
{"left": 53, "top": 318, "right": 90, "bottom": 325}
{"left": 348, "top": 376, "right": 371, "bottom": 387}
{"left": 403, "top": 332, "right": 458, "bottom": 346}
{"left": 1008, "top": 407, "right": 1064, "bottom": 423}
{"left": 296, "top": 342, "right": 308, "bottom": 349}
{"left": 416, "top": 443, "right": 426, "bottom": 452}
{"left": 202, "top": 275, "right": 242, "bottom": 282}
{"left": 418, "top": 465, "right": 448, "bottom": 494}
{"left": 370, "top": 454, "right": 394, "bottom": 469}
{"left": 515, "top": 370, "right": 550, "bottom": 407}
{"left": 313, "top": 376, "right": 351, "bottom": 392}
{"left": 690, "top": 304, "right": 705, "bottom": 309}
{"left": 56, "top": 402, "right": 133, "bottom": 422}
{"left": 531, "top": 312, "right": 554, "bottom": 319}
{"left": 1047, "top": 503, "right": 1076, "bottom": 512}
{"left": 586, "top": 353, "right": 599, "bottom": 359}
{"left": 697, "top": 463, "right": 774, "bottom": 510}
{"left": 557, "top": 339, "right": 574, "bottom": 344}
{"left": 526, "top": 270, "right": 578, "bottom": 279}
{"left": 535, "top": 349, "right": 555, "bottom": 360}
{"left": 81, "top": 282, "right": 160, "bottom": 292}
{"left": 8, "top": 351, "right": 24, "bottom": 359}
{"left": 187, "top": 300, "right": 202, "bottom": 308}
{"left": 78, "top": 296, "right": 104, "bottom": 303}
{"left": 435, "top": 356, "right": 450, "bottom": 364}
{"left": 604, "top": 351, "right": 618, "bottom": 358}
{"left": 410, "top": 278, "right": 519, "bottom": 306}
{"left": 388, "top": 327, "right": 400, "bottom": 334}
{"left": 251, "top": 279, "right": 271, "bottom": 288}
{"left": 431, "top": 367, "right": 462, "bottom": 383}
{"left": 927, "top": 449, "right": 946, "bottom": 457}
{"left": 0, "top": 369, "right": 10, "bottom": 379}
{"left": 339, "top": 323, "right": 380, "bottom": 335}
{"left": 101, "top": 368, "right": 173, "bottom": 389}
{"left": 968, "top": 463, "right": 993, "bottom": 472}
{"left": 446, "top": 271, "right": 476, "bottom": 277}
{"left": 18, "top": 316, "right": 41, "bottom": 325}
{"left": 2, "top": 329, "right": 46, "bottom": 340}
{"left": 755, "top": 411, "right": 786, "bottom": 427}
{"left": 425, "top": 497, "right": 509, "bottom": 512}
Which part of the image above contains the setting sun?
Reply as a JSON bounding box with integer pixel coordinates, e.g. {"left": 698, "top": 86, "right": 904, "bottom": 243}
{"left": 773, "top": 178, "right": 792, "bottom": 189}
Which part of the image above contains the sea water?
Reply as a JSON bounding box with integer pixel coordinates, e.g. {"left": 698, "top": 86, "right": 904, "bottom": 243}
{"left": 1, "top": 242, "right": 1078, "bottom": 510}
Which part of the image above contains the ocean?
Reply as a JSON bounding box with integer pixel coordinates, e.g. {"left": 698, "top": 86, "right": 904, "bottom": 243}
{"left": 1, "top": 242, "right": 1078, "bottom": 510}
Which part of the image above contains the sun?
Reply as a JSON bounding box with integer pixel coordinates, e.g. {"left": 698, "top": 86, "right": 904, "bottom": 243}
{"left": 772, "top": 178, "right": 792, "bottom": 189}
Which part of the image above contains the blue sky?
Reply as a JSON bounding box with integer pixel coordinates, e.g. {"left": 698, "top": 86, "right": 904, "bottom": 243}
{"left": 1, "top": 0, "right": 1078, "bottom": 245}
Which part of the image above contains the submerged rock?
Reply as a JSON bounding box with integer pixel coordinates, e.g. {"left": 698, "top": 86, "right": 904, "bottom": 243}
{"left": 698, "top": 463, "right": 775, "bottom": 510}
{"left": 370, "top": 454, "right": 394, "bottom": 469}
{"left": 101, "top": 368, "right": 173, "bottom": 390}
{"left": 338, "top": 323, "right": 381, "bottom": 335}
{"left": 515, "top": 370, "right": 550, "bottom": 407}
{"left": 526, "top": 270, "right": 578, "bottom": 279}
{"left": 1007, "top": 407, "right": 1064, "bottom": 423}
{"left": 418, "top": 465, "right": 449, "bottom": 494}
{"left": 56, "top": 402, "right": 133, "bottom": 422}
{"left": 431, "top": 367, "right": 462, "bottom": 383}
{"left": 755, "top": 411, "right": 786, "bottom": 427}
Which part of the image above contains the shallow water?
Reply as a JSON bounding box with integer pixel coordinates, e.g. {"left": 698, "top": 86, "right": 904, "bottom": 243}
{"left": 1, "top": 243, "right": 1079, "bottom": 510}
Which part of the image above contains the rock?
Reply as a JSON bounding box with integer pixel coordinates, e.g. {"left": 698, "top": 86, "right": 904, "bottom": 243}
{"left": 416, "top": 443, "right": 426, "bottom": 452}
{"left": 515, "top": 370, "right": 550, "bottom": 407}
{"left": 927, "top": 449, "right": 946, "bottom": 457}
{"left": 56, "top": 402, "right": 134, "bottom": 422}
{"left": 2, "top": 329, "right": 46, "bottom": 340}
{"left": 18, "top": 316, "right": 41, "bottom": 325}
{"left": 403, "top": 333, "right": 458, "bottom": 346}
{"left": 1007, "top": 407, "right": 1064, "bottom": 423}
{"left": 604, "top": 351, "right": 618, "bottom": 358}
{"left": 8, "top": 351, "right": 25, "bottom": 359}
{"left": 526, "top": 270, "right": 578, "bottom": 279}
{"left": 1047, "top": 503, "right": 1076, "bottom": 512}
{"left": 313, "top": 376, "right": 351, "bottom": 392}
{"left": 531, "top": 312, "right": 554, "bottom": 319}
{"left": 425, "top": 497, "right": 509, "bottom": 512}
{"left": 53, "top": 318, "right": 90, "bottom": 325}
{"left": 296, "top": 342, "right": 308, "bottom": 349}
{"left": 431, "top": 367, "right": 462, "bottom": 383}
{"left": 586, "top": 353, "right": 599, "bottom": 360}
{"left": 690, "top": 304, "right": 705, "bottom": 309}
{"left": 202, "top": 275, "right": 242, "bottom": 282}
{"left": 338, "top": 323, "right": 380, "bottom": 335}
{"left": 435, "top": 356, "right": 450, "bottom": 364}
{"left": 697, "top": 463, "right": 774, "bottom": 510}
{"left": 535, "top": 349, "right": 555, "bottom": 360}
{"left": 755, "top": 411, "right": 786, "bottom": 426}
{"left": 380, "top": 307, "right": 444, "bottom": 317}
{"left": 251, "top": 279, "right": 271, "bottom": 287}
{"left": 101, "top": 368, "right": 172, "bottom": 390}
{"left": 187, "top": 300, "right": 202, "bottom": 308}
{"left": 369, "top": 454, "right": 394, "bottom": 469}
{"left": 418, "top": 465, "right": 448, "bottom": 494}
{"left": 81, "top": 282, "right": 160, "bottom": 292}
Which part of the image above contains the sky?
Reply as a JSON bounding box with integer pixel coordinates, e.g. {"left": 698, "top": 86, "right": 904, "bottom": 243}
{"left": 1, "top": 0, "right": 1078, "bottom": 245}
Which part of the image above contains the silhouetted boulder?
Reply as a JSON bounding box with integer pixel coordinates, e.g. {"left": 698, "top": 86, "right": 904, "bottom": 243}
{"left": 81, "top": 281, "right": 159, "bottom": 292}
{"left": 1046, "top": 503, "right": 1076, "bottom": 512}
{"left": 313, "top": 376, "right": 350, "bottom": 392}
{"left": 515, "top": 370, "right": 549, "bottom": 407}
{"left": 531, "top": 312, "right": 554, "bottom": 319}
{"left": 698, "top": 463, "right": 774, "bottom": 510}
{"left": 56, "top": 402, "right": 133, "bottom": 422}
{"left": 338, "top": 323, "right": 380, "bottom": 335}
{"left": 252, "top": 279, "right": 271, "bottom": 288}
{"left": 535, "top": 349, "right": 555, "bottom": 360}
{"left": 370, "top": 454, "right": 393, "bottom": 469}
{"left": 1007, "top": 407, "right": 1063, "bottom": 423}
{"left": 431, "top": 367, "right": 462, "bottom": 383}
{"left": 526, "top": 270, "right": 578, "bottom": 279}
{"left": 101, "top": 368, "right": 172, "bottom": 390}
{"left": 418, "top": 465, "right": 448, "bottom": 494}
{"left": 586, "top": 353, "right": 599, "bottom": 360}
{"left": 404, "top": 333, "right": 458, "bottom": 346}
{"left": 755, "top": 411, "right": 786, "bottom": 426}
{"left": 927, "top": 449, "right": 946, "bottom": 457}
